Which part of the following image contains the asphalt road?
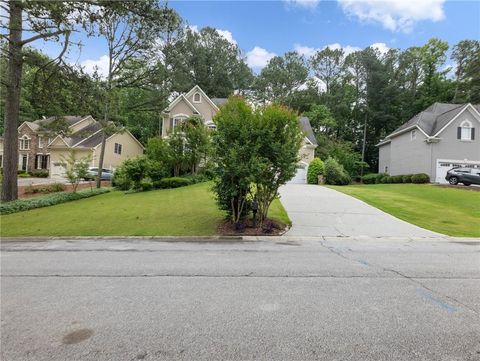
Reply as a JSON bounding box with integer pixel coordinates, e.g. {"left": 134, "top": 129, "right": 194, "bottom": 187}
{"left": 1, "top": 237, "right": 479, "bottom": 361}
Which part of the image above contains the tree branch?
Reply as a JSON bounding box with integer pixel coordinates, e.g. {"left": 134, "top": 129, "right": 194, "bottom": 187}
{"left": 21, "top": 29, "right": 68, "bottom": 46}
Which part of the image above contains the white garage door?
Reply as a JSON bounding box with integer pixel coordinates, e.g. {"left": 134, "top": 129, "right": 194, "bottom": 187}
{"left": 436, "top": 159, "right": 480, "bottom": 183}
{"left": 50, "top": 162, "right": 67, "bottom": 179}
{"left": 288, "top": 163, "right": 307, "bottom": 184}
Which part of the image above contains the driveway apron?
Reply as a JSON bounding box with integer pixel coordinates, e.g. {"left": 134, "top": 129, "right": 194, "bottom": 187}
{"left": 279, "top": 184, "right": 440, "bottom": 237}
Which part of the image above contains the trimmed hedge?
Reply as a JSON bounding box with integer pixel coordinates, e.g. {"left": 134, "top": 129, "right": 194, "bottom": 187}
{"left": 362, "top": 173, "right": 386, "bottom": 184}
{"left": 307, "top": 158, "right": 324, "bottom": 184}
{"left": 0, "top": 188, "right": 111, "bottom": 215}
{"left": 24, "top": 183, "right": 65, "bottom": 195}
{"left": 361, "top": 173, "right": 430, "bottom": 184}
{"left": 153, "top": 177, "right": 191, "bottom": 189}
{"left": 412, "top": 173, "right": 430, "bottom": 183}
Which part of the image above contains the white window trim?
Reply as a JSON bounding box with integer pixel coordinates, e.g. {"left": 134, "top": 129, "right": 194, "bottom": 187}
{"left": 460, "top": 120, "right": 473, "bottom": 141}
{"left": 172, "top": 114, "right": 189, "bottom": 130}
{"left": 192, "top": 92, "right": 201, "bottom": 103}
{"left": 411, "top": 129, "right": 416, "bottom": 140}
{"left": 19, "top": 135, "right": 31, "bottom": 150}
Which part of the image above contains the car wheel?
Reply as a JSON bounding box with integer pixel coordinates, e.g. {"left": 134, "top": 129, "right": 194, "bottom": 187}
{"left": 449, "top": 176, "right": 459, "bottom": 185}
{"left": 463, "top": 183, "right": 471, "bottom": 186}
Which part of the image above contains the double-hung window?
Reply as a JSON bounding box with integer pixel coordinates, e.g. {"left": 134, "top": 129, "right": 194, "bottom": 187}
{"left": 114, "top": 143, "right": 122, "bottom": 155}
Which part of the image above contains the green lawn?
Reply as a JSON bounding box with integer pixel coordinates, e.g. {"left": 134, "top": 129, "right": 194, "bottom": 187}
{"left": 329, "top": 184, "right": 480, "bottom": 237}
{"left": 0, "top": 182, "right": 290, "bottom": 237}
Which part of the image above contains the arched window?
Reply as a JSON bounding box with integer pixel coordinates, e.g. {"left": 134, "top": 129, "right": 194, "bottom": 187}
{"left": 19, "top": 135, "right": 31, "bottom": 150}
{"left": 193, "top": 92, "right": 201, "bottom": 103}
{"left": 459, "top": 120, "right": 473, "bottom": 141}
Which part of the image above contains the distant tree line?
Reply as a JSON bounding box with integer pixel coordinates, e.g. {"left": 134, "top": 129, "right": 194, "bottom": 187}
{"left": 1, "top": 0, "right": 478, "bottom": 200}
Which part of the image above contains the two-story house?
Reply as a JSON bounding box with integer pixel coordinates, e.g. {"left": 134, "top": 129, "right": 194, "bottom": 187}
{"left": 160, "top": 85, "right": 318, "bottom": 183}
{"left": 377, "top": 103, "right": 480, "bottom": 183}
{"left": 13, "top": 115, "right": 144, "bottom": 178}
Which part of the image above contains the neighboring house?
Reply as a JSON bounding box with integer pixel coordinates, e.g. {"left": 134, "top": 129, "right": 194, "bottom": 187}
{"left": 377, "top": 103, "right": 480, "bottom": 184}
{"left": 13, "top": 115, "right": 144, "bottom": 179}
{"left": 160, "top": 85, "right": 318, "bottom": 183}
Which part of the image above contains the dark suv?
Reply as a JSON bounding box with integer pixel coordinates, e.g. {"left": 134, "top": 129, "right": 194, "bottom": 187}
{"left": 445, "top": 167, "right": 480, "bottom": 186}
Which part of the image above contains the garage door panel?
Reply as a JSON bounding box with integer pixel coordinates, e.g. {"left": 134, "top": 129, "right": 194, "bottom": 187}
{"left": 436, "top": 159, "right": 480, "bottom": 184}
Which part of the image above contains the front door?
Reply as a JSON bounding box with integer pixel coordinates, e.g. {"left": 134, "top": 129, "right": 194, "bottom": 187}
{"left": 20, "top": 155, "right": 27, "bottom": 171}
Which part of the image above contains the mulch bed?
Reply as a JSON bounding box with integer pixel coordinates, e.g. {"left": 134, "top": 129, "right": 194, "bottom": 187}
{"left": 218, "top": 218, "right": 289, "bottom": 236}
{"left": 434, "top": 184, "right": 480, "bottom": 192}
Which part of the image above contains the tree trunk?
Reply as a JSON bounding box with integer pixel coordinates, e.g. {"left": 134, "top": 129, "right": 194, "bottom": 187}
{"left": 96, "top": 130, "right": 107, "bottom": 188}
{"left": 1, "top": 2, "right": 23, "bottom": 202}
{"left": 360, "top": 112, "right": 368, "bottom": 177}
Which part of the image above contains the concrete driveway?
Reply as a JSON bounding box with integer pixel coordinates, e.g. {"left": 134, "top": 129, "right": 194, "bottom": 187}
{"left": 279, "top": 184, "right": 440, "bottom": 237}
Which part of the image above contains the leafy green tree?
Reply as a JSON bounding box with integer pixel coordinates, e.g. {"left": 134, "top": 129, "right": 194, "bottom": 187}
{"left": 168, "top": 130, "right": 187, "bottom": 177}
{"left": 305, "top": 104, "right": 337, "bottom": 135}
{"left": 212, "top": 97, "right": 259, "bottom": 223}
{"left": 181, "top": 116, "right": 211, "bottom": 175}
{"left": 168, "top": 27, "right": 253, "bottom": 97}
{"left": 310, "top": 47, "right": 345, "bottom": 95}
{"left": 60, "top": 150, "right": 91, "bottom": 192}
{"left": 452, "top": 40, "right": 480, "bottom": 103}
{"left": 324, "top": 157, "right": 351, "bottom": 185}
{"left": 254, "top": 52, "right": 308, "bottom": 105}
{"left": 254, "top": 104, "right": 302, "bottom": 223}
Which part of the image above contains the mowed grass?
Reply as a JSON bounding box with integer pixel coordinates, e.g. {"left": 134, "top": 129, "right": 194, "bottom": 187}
{"left": 329, "top": 184, "right": 480, "bottom": 237}
{"left": 0, "top": 182, "right": 290, "bottom": 237}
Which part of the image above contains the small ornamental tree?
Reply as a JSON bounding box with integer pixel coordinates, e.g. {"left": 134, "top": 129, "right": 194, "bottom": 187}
{"left": 212, "top": 97, "right": 259, "bottom": 223}
{"left": 254, "top": 104, "right": 302, "bottom": 223}
{"left": 324, "top": 157, "right": 351, "bottom": 185}
{"left": 60, "top": 150, "right": 91, "bottom": 192}
{"left": 307, "top": 158, "right": 324, "bottom": 184}
{"left": 181, "top": 116, "right": 211, "bottom": 175}
{"left": 122, "top": 156, "right": 149, "bottom": 190}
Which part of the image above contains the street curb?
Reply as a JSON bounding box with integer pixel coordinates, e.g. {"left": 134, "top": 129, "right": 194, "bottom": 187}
{"left": 0, "top": 235, "right": 248, "bottom": 243}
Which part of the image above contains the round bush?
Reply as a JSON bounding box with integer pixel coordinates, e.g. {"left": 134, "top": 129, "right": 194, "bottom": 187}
{"left": 307, "top": 158, "right": 324, "bottom": 184}
{"left": 324, "top": 157, "right": 351, "bottom": 185}
{"left": 402, "top": 174, "right": 413, "bottom": 183}
{"left": 362, "top": 173, "right": 383, "bottom": 184}
{"left": 412, "top": 173, "right": 430, "bottom": 183}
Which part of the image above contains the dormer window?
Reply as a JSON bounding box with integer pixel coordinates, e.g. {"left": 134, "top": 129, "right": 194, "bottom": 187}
{"left": 193, "top": 92, "right": 201, "bottom": 103}
{"left": 458, "top": 120, "right": 474, "bottom": 141}
{"left": 410, "top": 129, "right": 416, "bottom": 140}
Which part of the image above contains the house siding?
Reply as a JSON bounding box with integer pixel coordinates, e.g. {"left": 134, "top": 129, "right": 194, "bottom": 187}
{"left": 389, "top": 130, "right": 432, "bottom": 177}
{"left": 162, "top": 100, "right": 197, "bottom": 136}
{"left": 70, "top": 116, "right": 95, "bottom": 133}
{"left": 378, "top": 142, "right": 391, "bottom": 173}
{"left": 186, "top": 92, "right": 217, "bottom": 121}
{"left": 299, "top": 143, "right": 315, "bottom": 164}
{"left": 93, "top": 132, "right": 144, "bottom": 170}
{"left": 430, "top": 107, "right": 480, "bottom": 175}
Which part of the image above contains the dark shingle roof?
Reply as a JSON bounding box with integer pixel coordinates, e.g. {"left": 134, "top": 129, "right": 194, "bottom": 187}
{"left": 211, "top": 98, "right": 228, "bottom": 107}
{"left": 299, "top": 117, "right": 317, "bottom": 146}
{"left": 33, "top": 115, "right": 87, "bottom": 127}
{"left": 63, "top": 122, "right": 103, "bottom": 147}
{"left": 387, "top": 103, "right": 479, "bottom": 138}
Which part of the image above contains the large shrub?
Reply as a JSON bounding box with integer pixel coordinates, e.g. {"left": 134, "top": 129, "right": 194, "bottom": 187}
{"left": 153, "top": 177, "right": 191, "bottom": 189}
{"left": 412, "top": 173, "right": 430, "bottom": 183}
{"left": 307, "top": 158, "right": 324, "bottom": 184}
{"left": 361, "top": 173, "right": 384, "bottom": 184}
{"left": 324, "top": 157, "right": 351, "bottom": 185}
{"left": 0, "top": 188, "right": 110, "bottom": 215}
{"left": 122, "top": 156, "right": 149, "bottom": 190}
{"left": 212, "top": 98, "right": 302, "bottom": 224}
{"left": 112, "top": 165, "right": 132, "bottom": 191}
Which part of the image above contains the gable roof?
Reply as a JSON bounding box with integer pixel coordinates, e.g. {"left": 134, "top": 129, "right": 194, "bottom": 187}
{"left": 384, "top": 103, "right": 480, "bottom": 141}
{"left": 299, "top": 117, "right": 318, "bottom": 146}
{"left": 185, "top": 85, "right": 220, "bottom": 111}
{"left": 164, "top": 94, "right": 200, "bottom": 114}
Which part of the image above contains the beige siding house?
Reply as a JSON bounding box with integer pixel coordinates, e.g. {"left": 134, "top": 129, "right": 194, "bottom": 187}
{"left": 10, "top": 115, "right": 144, "bottom": 179}
{"left": 161, "top": 86, "right": 318, "bottom": 183}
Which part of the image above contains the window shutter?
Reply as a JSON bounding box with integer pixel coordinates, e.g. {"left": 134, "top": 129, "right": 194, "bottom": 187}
{"left": 472, "top": 128, "right": 475, "bottom": 140}
{"left": 457, "top": 127, "right": 461, "bottom": 139}
{"left": 169, "top": 118, "right": 174, "bottom": 132}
